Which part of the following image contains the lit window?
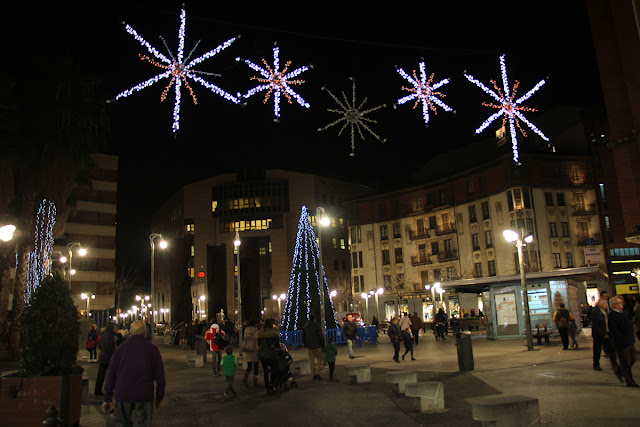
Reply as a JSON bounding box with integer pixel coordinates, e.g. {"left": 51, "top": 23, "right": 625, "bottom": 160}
{"left": 211, "top": 201, "right": 218, "bottom": 212}
{"left": 188, "top": 267, "right": 195, "bottom": 278}
{"left": 340, "top": 239, "right": 346, "bottom": 250}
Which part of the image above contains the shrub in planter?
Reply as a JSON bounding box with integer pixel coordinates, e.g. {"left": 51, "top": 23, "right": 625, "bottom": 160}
{"left": 19, "top": 273, "right": 81, "bottom": 376}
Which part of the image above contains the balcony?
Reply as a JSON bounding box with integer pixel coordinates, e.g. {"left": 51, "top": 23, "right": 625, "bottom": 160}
{"left": 411, "top": 255, "right": 433, "bottom": 266}
{"left": 435, "top": 224, "right": 456, "bottom": 236}
{"left": 437, "top": 249, "right": 458, "bottom": 262}
{"left": 408, "top": 228, "right": 430, "bottom": 240}
{"left": 572, "top": 204, "right": 597, "bottom": 216}
{"left": 577, "top": 233, "right": 602, "bottom": 246}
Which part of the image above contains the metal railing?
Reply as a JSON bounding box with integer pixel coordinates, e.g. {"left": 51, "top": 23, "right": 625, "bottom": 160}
{"left": 411, "top": 255, "right": 432, "bottom": 266}
{"left": 435, "top": 224, "right": 456, "bottom": 236}
{"left": 572, "top": 204, "right": 597, "bottom": 216}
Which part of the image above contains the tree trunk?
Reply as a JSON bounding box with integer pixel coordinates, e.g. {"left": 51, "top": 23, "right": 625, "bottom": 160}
{"left": 0, "top": 243, "right": 14, "bottom": 350}
{"left": 9, "top": 240, "right": 29, "bottom": 360}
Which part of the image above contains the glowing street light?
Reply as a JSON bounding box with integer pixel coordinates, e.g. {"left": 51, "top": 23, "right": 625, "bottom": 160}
{"left": 425, "top": 281, "right": 442, "bottom": 321}
{"left": 0, "top": 224, "right": 16, "bottom": 242}
{"left": 150, "top": 233, "right": 167, "bottom": 324}
{"left": 272, "top": 293, "right": 286, "bottom": 317}
{"left": 503, "top": 229, "right": 535, "bottom": 351}
{"left": 81, "top": 292, "right": 95, "bottom": 319}
{"left": 375, "top": 287, "right": 384, "bottom": 322}
{"left": 67, "top": 242, "right": 86, "bottom": 290}
{"left": 316, "top": 206, "right": 330, "bottom": 335}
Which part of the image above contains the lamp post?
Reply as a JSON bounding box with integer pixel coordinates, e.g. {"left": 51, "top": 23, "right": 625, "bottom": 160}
{"left": 149, "top": 233, "right": 167, "bottom": 324}
{"left": 81, "top": 292, "right": 95, "bottom": 319}
{"left": 272, "top": 293, "right": 286, "bottom": 318}
{"left": 316, "top": 207, "right": 330, "bottom": 334}
{"left": 234, "top": 231, "right": 243, "bottom": 351}
{"left": 503, "top": 229, "right": 535, "bottom": 352}
{"left": 136, "top": 295, "right": 150, "bottom": 321}
{"left": 375, "top": 287, "right": 384, "bottom": 321}
{"left": 67, "top": 242, "right": 86, "bottom": 290}
{"left": 425, "top": 282, "right": 441, "bottom": 321}
{"left": 199, "top": 295, "right": 205, "bottom": 320}
{"left": 361, "top": 292, "right": 370, "bottom": 322}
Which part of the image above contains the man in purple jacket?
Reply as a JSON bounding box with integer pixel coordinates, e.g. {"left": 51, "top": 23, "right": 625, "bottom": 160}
{"left": 102, "top": 320, "right": 166, "bottom": 425}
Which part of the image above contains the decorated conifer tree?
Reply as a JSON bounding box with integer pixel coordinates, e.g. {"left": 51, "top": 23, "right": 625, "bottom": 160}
{"left": 281, "top": 206, "right": 338, "bottom": 331}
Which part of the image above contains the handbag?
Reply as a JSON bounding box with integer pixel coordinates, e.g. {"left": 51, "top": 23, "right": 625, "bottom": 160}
{"left": 86, "top": 339, "right": 96, "bottom": 349}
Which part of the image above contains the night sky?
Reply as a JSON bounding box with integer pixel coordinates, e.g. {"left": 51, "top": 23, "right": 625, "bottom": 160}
{"left": 6, "top": 1, "right": 604, "bottom": 290}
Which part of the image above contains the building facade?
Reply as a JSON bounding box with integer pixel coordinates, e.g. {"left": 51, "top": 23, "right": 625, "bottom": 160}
{"left": 150, "top": 169, "right": 369, "bottom": 325}
{"left": 346, "top": 153, "right": 608, "bottom": 338}
{"left": 53, "top": 153, "right": 118, "bottom": 324}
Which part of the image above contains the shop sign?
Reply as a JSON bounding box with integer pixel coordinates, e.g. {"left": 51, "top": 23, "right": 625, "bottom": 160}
{"left": 584, "top": 247, "right": 604, "bottom": 265}
{"left": 586, "top": 284, "right": 597, "bottom": 289}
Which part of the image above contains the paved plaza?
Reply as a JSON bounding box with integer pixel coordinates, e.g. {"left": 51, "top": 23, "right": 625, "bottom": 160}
{"left": 4, "top": 328, "right": 640, "bottom": 426}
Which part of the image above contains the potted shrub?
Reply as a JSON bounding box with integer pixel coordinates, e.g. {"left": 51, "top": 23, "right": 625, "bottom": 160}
{"left": 0, "top": 274, "right": 83, "bottom": 426}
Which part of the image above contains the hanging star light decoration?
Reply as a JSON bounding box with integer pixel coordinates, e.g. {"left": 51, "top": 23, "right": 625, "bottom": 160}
{"left": 111, "top": 7, "right": 242, "bottom": 133}
{"left": 464, "top": 54, "right": 548, "bottom": 164}
{"left": 394, "top": 61, "right": 454, "bottom": 126}
{"left": 236, "top": 43, "right": 311, "bottom": 121}
{"left": 317, "top": 77, "right": 387, "bottom": 157}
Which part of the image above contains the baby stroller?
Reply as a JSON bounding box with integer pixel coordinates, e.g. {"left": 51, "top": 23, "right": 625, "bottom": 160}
{"left": 273, "top": 344, "right": 297, "bottom": 393}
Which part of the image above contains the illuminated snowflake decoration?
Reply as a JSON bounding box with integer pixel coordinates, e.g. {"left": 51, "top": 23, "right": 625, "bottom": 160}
{"left": 394, "top": 61, "right": 453, "bottom": 125}
{"left": 317, "top": 77, "right": 387, "bottom": 156}
{"left": 464, "top": 55, "right": 548, "bottom": 164}
{"left": 236, "top": 44, "right": 311, "bottom": 121}
{"left": 111, "top": 7, "right": 242, "bottom": 133}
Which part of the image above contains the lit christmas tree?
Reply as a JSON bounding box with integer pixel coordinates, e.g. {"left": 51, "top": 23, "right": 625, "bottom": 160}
{"left": 281, "top": 206, "right": 337, "bottom": 331}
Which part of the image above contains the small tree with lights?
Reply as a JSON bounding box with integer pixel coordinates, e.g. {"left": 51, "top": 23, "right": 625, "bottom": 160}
{"left": 281, "top": 206, "right": 337, "bottom": 331}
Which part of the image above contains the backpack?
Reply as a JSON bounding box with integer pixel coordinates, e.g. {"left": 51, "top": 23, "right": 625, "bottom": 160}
{"left": 258, "top": 339, "right": 277, "bottom": 360}
{"left": 213, "top": 332, "right": 229, "bottom": 349}
{"left": 557, "top": 310, "right": 569, "bottom": 328}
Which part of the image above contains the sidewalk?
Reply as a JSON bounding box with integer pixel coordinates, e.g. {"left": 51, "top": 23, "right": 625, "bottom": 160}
{"left": 5, "top": 329, "right": 640, "bottom": 426}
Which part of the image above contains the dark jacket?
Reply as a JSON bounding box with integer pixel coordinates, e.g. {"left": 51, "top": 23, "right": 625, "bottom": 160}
{"left": 608, "top": 309, "right": 635, "bottom": 348}
{"left": 590, "top": 306, "right": 609, "bottom": 341}
{"left": 388, "top": 323, "right": 401, "bottom": 343}
{"left": 302, "top": 320, "right": 325, "bottom": 349}
{"left": 342, "top": 320, "right": 358, "bottom": 340}
{"left": 98, "top": 328, "right": 118, "bottom": 365}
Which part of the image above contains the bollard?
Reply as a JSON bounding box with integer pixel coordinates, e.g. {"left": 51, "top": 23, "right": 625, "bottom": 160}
{"left": 455, "top": 330, "right": 474, "bottom": 371}
{"left": 43, "top": 406, "right": 62, "bottom": 426}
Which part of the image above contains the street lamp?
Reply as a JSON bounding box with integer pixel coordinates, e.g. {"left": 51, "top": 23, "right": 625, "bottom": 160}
{"left": 272, "top": 293, "right": 286, "bottom": 317}
{"left": 81, "top": 292, "right": 95, "bottom": 319}
{"left": 425, "top": 282, "right": 441, "bottom": 321}
{"left": 234, "top": 231, "right": 244, "bottom": 351}
{"left": 503, "top": 229, "right": 535, "bottom": 352}
{"left": 375, "top": 287, "right": 384, "bottom": 321}
{"left": 0, "top": 224, "right": 16, "bottom": 242}
{"left": 150, "top": 233, "right": 167, "bottom": 324}
{"left": 67, "top": 242, "right": 86, "bottom": 290}
{"left": 198, "top": 295, "right": 206, "bottom": 319}
{"left": 136, "top": 295, "right": 150, "bottom": 321}
{"left": 361, "top": 292, "right": 370, "bottom": 322}
{"left": 316, "top": 207, "right": 330, "bottom": 334}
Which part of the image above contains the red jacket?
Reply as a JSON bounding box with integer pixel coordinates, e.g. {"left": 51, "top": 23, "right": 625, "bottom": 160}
{"left": 204, "top": 324, "right": 226, "bottom": 352}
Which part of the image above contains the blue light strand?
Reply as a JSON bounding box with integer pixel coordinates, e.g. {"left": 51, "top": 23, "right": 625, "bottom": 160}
{"left": 27, "top": 199, "right": 56, "bottom": 301}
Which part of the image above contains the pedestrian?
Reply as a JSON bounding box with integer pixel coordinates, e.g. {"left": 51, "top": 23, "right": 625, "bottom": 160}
{"left": 303, "top": 313, "right": 325, "bottom": 380}
{"left": 591, "top": 297, "right": 618, "bottom": 373}
{"left": 256, "top": 318, "right": 280, "bottom": 394}
{"left": 204, "top": 323, "right": 226, "bottom": 376}
{"left": 450, "top": 314, "right": 459, "bottom": 335}
{"left": 224, "top": 318, "right": 236, "bottom": 346}
{"left": 435, "top": 308, "right": 447, "bottom": 340}
{"left": 95, "top": 322, "right": 118, "bottom": 397}
{"left": 553, "top": 303, "right": 574, "bottom": 350}
{"left": 470, "top": 308, "right": 476, "bottom": 317}
{"left": 410, "top": 312, "right": 422, "bottom": 345}
{"left": 568, "top": 319, "right": 579, "bottom": 349}
{"left": 402, "top": 327, "right": 415, "bottom": 361}
{"left": 86, "top": 324, "right": 99, "bottom": 361}
{"left": 323, "top": 337, "right": 338, "bottom": 381}
{"left": 398, "top": 312, "right": 411, "bottom": 332}
{"left": 180, "top": 323, "right": 188, "bottom": 350}
{"left": 388, "top": 317, "right": 401, "bottom": 363}
{"left": 342, "top": 314, "right": 358, "bottom": 359}
{"left": 608, "top": 295, "right": 639, "bottom": 387}
{"left": 221, "top": 346, "right": 237, "bottom": 398}
{"left": 371, "top": 315, "right": 379, "bottom": 330}
{"left": 241, "top": 318, "right": 260, "bottom": 388}
{"left": 102, "top": 320, "right": 166, "bottom": 425}
{"left": 633, "top": 298, "right": 640, "bottom": 342}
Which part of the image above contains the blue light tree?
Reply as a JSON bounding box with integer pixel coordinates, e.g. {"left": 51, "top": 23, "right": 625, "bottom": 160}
{"left": 281, "top": 206, "right": 338, "bottom": 331}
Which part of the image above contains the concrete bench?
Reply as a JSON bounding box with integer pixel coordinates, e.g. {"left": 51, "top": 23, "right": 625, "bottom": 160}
{"left": 385, "top": 370, "right": 417, "bottom": 393}
{"left": 405, "top": 381, "right": 444, "bottom": 413}
{"left": 467, "top": 394, "right": 541, "bottom": 427}
{"left": 344, "top": 365, "right": 371, "bottom": 384}
{"left": 291, "top": 358, "right": 310, "bottom": 376}
{"left": 186, "top": 354, "right": 204, "bottom": 368}
{"left": 532, "top": 323, "right": 554, "bottom": 345}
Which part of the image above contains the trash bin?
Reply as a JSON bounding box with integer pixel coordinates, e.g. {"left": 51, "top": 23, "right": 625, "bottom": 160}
{"left": 196, "top": 337, "right": 208, "bottom": 363}
{"left": 455, "top": 330, "right": 474, "bottom": 371}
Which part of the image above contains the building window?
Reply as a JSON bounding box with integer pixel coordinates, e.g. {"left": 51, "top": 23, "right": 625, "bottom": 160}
{"left": 447, "top": 266, "right": 456, "bottom": 280}
{"left": 353, "top": 276, "right": 360, "bottom": 293}
{"left": 211, "top": 201, "right": 218, "bottom": 213}
{"left": 553, "top": 253, "right": 561, "bottom": 268}
{"left": 190, "top": 245, "right": 195, "bottom": 257}
{"left": 429, "top": 216, "right": 437, "bottom": 229}
{"left": 415, "top": 197, "right": 424, "bottom": 211}
{"left": 187, "top": 267, "right": 195, "bottom": 278}
{"left": 557, "top": 193, "right": 566, "bottom": 206}
{"left": 485, "top": 230, "right": 493, "bottom": 248}
{"left": 488, "top": 260, "right": 496, "bottom": 276}
{"left": 395, "top": 247, "right": 403, "bottom": 263}
{"left": 467, "top": 180, "right": 475, "bottom": 195}
{"left": 481, "top": 201, "right": 490, "bottom": 219}
{"left": 384, "top": 275, "right": 392, "bottom": 289}
{"left": 549, "top": 222, "right": 558, "bottom": 237}
{"left": 351, "top": 226, "right": 362, "bottom": 244}
{"left": 332, "top": 238, "right": 338, "bottom": 249}
{"left": 420, "top": 271, "right": 429, "bottom": 286}
{"left": 431, "top": 241, "right": 439, "bottom": 255}
{"left": 529, "top": 251, "right": 539, "bottom": 271}
{"left": 474, "top": 262, "right": 483, "bottom": 278}
{"left": 472, "top": 233, "right": 480, "bottom": 251}
{"left": 526, "top": 218, "right": 534, "bottom": 235}
{"left": 604, "top": 216, "right": 613, "bottom": 242}
{"left": 433, "top": 269, "right": 442, "bottom": 282}
{"left": 380, "top": 224, "right": 388, "bottom": 240}
{"left": 340, "top": 239, "right": 346, "bottom": 250}
{"left": 393, "top": 222, "right": 401, "bottom": 239}
{"left": 469, "top": 205, "right": 477, "bottom": 223}
{"left": 561, "top": 222, "right": 570, "bottom": 237}
{"left": 185, "top": 222, "right": 195, "bottom": 233}
{"left": 439, "top": 189, "right": 448, "bottom": 205}
{"left": 565, "top": 253, "right": 574, "bottom": 268}
{"left": 351, "top": 251, "right": 363, "bottom": 269}
{"left": 545, "top": 192, "right": 554, "bottom": 206}
{"left": 382, "top": 250, "right": 390, "bottom": 265}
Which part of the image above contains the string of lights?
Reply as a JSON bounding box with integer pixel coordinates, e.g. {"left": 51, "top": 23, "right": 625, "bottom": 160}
{"left": 27, "top": 199, "right": 56, "bottom": 301}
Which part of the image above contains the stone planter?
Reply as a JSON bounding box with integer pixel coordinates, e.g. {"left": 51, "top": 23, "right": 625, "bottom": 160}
{"left": 0, "top": 372, "right": 82, "bottom": 426}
